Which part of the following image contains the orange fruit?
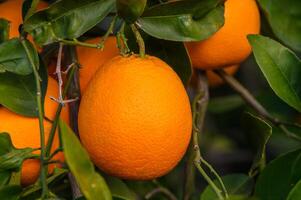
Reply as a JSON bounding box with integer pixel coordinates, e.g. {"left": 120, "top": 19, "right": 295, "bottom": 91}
{"left": 77, "top": 36, "right": 119, "bottom": 92}
{"left": 207, "top": 65, "right": 239, "bottom": 87}
{"left": 0, "top": 77, "right": 68, "bottom": 186}
{"left": 0, "top": 0, "right": 48, "bottom": 38}
{"left": 78, "top": 55, "right": 192, "bottom": 180}
{"left": 185, "top": 0, "right": 260, "bottom": 69}
{"left": 47, "top": 37, "right": 119, "bottom": 93}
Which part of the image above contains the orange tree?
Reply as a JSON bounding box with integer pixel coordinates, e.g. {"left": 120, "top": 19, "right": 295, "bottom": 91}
{"left": 0, "top": 0, "right": 300, "bottom": 199}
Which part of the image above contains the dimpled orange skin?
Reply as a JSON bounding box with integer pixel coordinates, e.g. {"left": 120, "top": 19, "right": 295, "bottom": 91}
{"left": 78, "top": 55, "right": 192, "bottom": 180}
{"left": 0, "top": 77, "right": 68, "bottom": 186}
{"left": 207, "top": 65, "right": 239, "bottom": 87}
{"left": 186, "top": 0, "right": 260, "bottom": 69}
{"left": 0, "top": 0, "right": 48, "bottom": 38}
{"left": 77, "top": 37, "right": 119, "bottom": 92}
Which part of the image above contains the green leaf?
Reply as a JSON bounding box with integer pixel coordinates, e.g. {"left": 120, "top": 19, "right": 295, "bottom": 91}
{"left": 105, "top": 176, "right": 136, "bottom": 200}
{"left": 0, "top": 56, "right": 47, "bottom": 117}
{"left": 59, "top": 120, "right": 112, "bottom": 200}
{"left": 287, "top": 179, "right": 301, "bottom": 200}
{"left": 255, "top": 149, "right": 301, "bottom": 200}
{"left": 117, "top": 0, "right": 147, "bottom": 23}
{"left": 0, "top": 133, "right": 36, "bottom": 172}
{"left": 208, "top": 95, "right": 244, "bottom": 114}
{"left": 242, "top": 113, "right": 272, "bottom": 177}
{"left": 0, "top": 185, "right": 22, "bottom": 200}
{"left": 0, "top": 38, "right": 38, "bottom": 75}
{"left": 0, "top": 171, "right": 11, "bottom": 187}
{"left": 258, "top": 0, "right": 301, "bottom": 52}
{"left": 200, "top": 174, "right": 254, "bottom": 200}
{"left": 248, "top": 35, "right": 301, "bottom": 112}
{"left": 21, "top": 168, "right": 68, "bottom": 199}
{"left": 0, "top": 18, "right": 10, "bottom": 43}
{"left": 24, "top": 0, "right": 115, "bottom": 45}
{"left": 138, "top": 0, "right": 224, "bottom": 41}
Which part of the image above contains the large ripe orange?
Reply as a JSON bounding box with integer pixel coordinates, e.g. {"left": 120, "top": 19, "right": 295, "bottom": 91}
{"left": 0, "top": 77, "right": 68, "bottom": 186}
{"left": 78, "top": 55, "right": 192, "bottom": 180}
{"left": 0, "top": 0, "right": 48, "bottom": 38}
{"left": 77, "top": 37, "right": 119, "bottom": 92}
{"left": 207, "top": 65, "right": 239, "bottom": 87}
{"left": 186, "top": 0, "right": 260, "bottom": 69}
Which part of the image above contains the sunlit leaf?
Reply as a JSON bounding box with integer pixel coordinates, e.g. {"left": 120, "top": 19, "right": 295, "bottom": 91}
{"left": 138, "top": 0, "right": 224, "bottom": 41}
{"left": 24, "top": 0, "right": 115, "bottom": 45}
{"left": 248, "top": 35, "right": 301, "bottom": 112}
{"left": 59, "top": 120, "right": 112, "bottom": 200}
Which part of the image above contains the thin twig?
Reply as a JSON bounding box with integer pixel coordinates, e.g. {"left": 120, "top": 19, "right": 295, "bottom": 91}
{"left": 98, "top": 15, "right": 117, "bottom": 50}
{"left": 116, "top": 22, "right": 130, "bottom": 56}
{"left": 21, "top": 39, "right": 48, "bottom": 197}
{"left": 131, "top": 23, "right": 145, "bottom": 58}
{"left": 214, "top": 69, "right": 301, "bottom": 142}
{"left": 192, "top": 72, "right": 227, "bottom": 200}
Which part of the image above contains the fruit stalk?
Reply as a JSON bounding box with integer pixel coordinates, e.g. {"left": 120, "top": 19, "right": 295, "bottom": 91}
{"left": 21, "top": 39, "right": 48, "bottom": 197}
{"left": 130, "top": 23, "right": 145, "bottom": 58}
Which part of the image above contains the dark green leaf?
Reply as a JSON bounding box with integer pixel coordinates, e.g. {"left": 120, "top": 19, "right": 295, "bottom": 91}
{"left": 105, "top": 176, "right": 135, "bottom": 200}
{"left": 287, "top": 180, "right": 301, "bottom": 200}
{"left": 0, "top": 56, "right": 47, "bottom": 117}
{"left": 138, "top": 0, "right": 224, "bottom": 41}
{"left": 200, "top": 174, "right": 254, "bottom": 200}
{"left": 208, "top": 95, "right": 244, "bottom": 114}
{"left": 248, "top": 35, "right": 301, "bottom": 112}
{"left": 0, "top": 171, "right": 11, "bottom": 187}
{"left": 117, "top": 0, "right": 146, "bottom": 23}
{"left": 21, "top": 168, "right": 68, "bottom": 199}
{"left": 0, "top": 18, "right": 10, "bottom": 43}
{"left": 0, "top": 185, "right": 22, "bottom": 200}
{"left": 24, "top": 0, "right": 115, "bottom": 45}
{"left": 258, "top": 0, "right": 301, "bottom": 52}
{"left": 242, "top": 113, "right": 272, "bottom": 176}
{"left": 0, "top": 133, "right": 36, "bottom": 172}
{"left": 255, "top": 149, "right": 301, "bottom": 200}
{"left": 59, "top": 120, "right": 112, "bottom": 200}
{"left": 0, "top": 38, "right": 38, "bottom": 75}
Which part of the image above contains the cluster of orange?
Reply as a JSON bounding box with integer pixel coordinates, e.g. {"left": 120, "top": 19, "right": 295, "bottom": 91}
{"left": 0, "top": 0, "right": 260, "bottom": 185}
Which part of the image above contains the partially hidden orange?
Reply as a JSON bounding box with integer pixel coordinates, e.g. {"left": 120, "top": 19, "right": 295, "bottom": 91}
{"left": 207, "top": 65, "right": 239, "bottom": 87}
{"left": 186, "top": 0, "right": 260, "bottom": 69}
{"left": 0, "top": 77, "right": 68, "bottom": 186}
{"left": 78, "top": 55, "right": 192, "bottom": 180}
{"left": 77, "top": 36, "right": 119, "bottom": 92}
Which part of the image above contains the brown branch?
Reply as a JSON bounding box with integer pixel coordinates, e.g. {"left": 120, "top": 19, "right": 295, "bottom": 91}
{"left": 214, "top": 69, "right": 301, "bottom": 142}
